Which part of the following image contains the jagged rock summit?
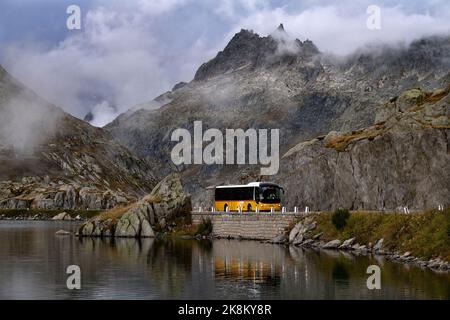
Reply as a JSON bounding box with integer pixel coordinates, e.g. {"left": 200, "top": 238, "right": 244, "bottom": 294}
{"left": 194, "top": 24, "right": 319, "bottom": 81}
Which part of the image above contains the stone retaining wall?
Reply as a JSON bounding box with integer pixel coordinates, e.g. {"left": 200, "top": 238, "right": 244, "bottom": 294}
{"left": 191, "top": 212, "right": 307, "bottom": 240}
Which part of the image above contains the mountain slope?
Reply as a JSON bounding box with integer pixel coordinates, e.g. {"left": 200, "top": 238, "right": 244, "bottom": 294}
{"left": 276, "top": 86, "right": 450, "bottom": 210}
{"left": 0, "top": 65, "right": 157, "bottom": 210}
{"left": 106, "top": 27, "right": 450, "bottom": 208}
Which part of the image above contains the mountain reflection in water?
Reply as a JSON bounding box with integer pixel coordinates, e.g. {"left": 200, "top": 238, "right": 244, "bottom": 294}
{"left": 0, "top": 221, "right": 449, "bottom": 299}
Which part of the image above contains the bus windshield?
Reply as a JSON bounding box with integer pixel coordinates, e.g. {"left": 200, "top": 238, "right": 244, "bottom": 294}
{"left": 259, "top": 186, "right": 281, "bottom": 203}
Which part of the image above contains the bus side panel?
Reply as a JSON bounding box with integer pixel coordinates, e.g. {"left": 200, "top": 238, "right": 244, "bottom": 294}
{"left": 215, "top": 200, "right": 258, "bottom": 212}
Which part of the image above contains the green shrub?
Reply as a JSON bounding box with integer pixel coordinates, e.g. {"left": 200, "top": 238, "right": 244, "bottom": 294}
{"left": 195, "top": 218, "right": 212, "bottom": 236}
{"left": 332, "top": 208, "right": 350, "bottom": 230}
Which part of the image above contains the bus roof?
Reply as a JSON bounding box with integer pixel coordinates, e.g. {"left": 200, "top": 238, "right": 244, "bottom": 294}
{"left": 215, "top": 182, "right": 283, "bottom": 189}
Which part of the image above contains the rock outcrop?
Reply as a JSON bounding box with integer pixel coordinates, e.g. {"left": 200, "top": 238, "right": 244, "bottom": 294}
{"left": 289, "top": 217, "right": 317, "bottom": 244}
{"left": 276, "top": 86, "right": 450, "bottom": 211}
{"left": 51, "top": 212, "right": 73, "bottom": 221}
{"left": 0, "top": 177, "right": 133, "bottom": 210}
{"left": 78, "top": 173, "right": 191, "bottom": 238}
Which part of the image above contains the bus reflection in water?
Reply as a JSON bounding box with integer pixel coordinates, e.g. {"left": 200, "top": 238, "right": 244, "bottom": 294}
{"left": 214, "top": 257, "right": 281, "bottom": 282}
{"left": 214, "top": 182, "right": 284, "bottom": 212}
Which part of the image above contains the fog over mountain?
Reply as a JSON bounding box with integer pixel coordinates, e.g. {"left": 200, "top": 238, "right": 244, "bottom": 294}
{"left": 0, "top": 0, "right": 449, "bottom": 126}
{"left": 0, "top": 65, "right": 158, "bottom": 210}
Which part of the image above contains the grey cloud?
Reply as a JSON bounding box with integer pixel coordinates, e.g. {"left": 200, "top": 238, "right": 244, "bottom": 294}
{"left": 1, "top": 0, "right": 449, "bottom": 127}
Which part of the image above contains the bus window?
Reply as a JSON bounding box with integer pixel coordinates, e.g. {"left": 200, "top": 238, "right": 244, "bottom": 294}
{"left": 216, "top": 187, "right": 254, "bottom": 201}
{"left": 259, "top": 186, "right": 281, "bottom": 203}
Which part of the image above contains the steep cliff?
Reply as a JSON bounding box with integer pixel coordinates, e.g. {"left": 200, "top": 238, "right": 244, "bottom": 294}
{"left": 276, "top": 86, "right": 450, "bottom": 210}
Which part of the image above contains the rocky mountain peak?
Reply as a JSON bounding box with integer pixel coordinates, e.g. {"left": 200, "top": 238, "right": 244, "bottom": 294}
{"left": 194, "top": 25, "right": 320, "bottom": 81}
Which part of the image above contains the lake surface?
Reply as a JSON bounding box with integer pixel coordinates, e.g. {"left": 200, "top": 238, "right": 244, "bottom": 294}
{"left": 0, "top": 221, "right": 449, "bottom": 300}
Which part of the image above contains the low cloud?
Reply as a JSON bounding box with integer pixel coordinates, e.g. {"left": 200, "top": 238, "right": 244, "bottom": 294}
{"left": 0, "top": 93, "right": 62, "bottom": 153}
{"left": 232, "top": 4, "right": 450, "bottom": 56}
{"left": 1, "top": 0, "right": 449, "bottom": 127}
{"left": 2, "top": 4, "right": 215, "bottom": 127}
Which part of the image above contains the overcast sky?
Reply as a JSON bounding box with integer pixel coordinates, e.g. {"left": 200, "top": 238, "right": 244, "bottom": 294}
{"left": 1, "top": 0, "right": 449, "bottom": 126}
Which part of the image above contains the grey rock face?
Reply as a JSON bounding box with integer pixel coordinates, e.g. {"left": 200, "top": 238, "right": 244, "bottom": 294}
{"left": 79, "top": 173, "right": 191, "bottom": 238}
{"left": 289, "top": 217, "right": 316, "bottom": 244}
{"left": 276, "top": 87, "right": 450, "bottom": 211}
{"left": 0, "top": 178, "right": 134, "bottom": 210}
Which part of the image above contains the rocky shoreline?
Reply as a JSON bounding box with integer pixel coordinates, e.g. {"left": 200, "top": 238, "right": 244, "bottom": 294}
{"left": 5, "top": 208, "right": 448, "bottom": 274}
{"left": 77, "top": 174, "right": 192, "bottom": 238}
{"left": 0, "top": 211, "right": 88, "bottom": 221}
{"left": 267, "top": 217, "right": 450, "bottom": 273}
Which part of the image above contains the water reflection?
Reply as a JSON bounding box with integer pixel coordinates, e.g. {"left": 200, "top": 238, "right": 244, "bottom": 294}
{"left": 0, "top": 221, "right": 449, "bottom": 299}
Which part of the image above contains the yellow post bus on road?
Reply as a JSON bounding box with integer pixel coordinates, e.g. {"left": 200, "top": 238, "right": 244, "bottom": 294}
{"left": 214, "top": 182, "right": 284, "bottom": 212}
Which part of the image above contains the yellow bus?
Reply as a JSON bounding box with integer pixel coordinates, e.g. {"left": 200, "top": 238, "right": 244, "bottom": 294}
{"left": 214, "top": 182, "right": 284, "bottom": 212}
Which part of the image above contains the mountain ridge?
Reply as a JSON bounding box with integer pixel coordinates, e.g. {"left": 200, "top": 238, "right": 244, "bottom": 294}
{"left": 105, "top": 27, "right": 450, "bottom": 208}
{"left": 0, "top": 65, "right": 158, "bottom": 210}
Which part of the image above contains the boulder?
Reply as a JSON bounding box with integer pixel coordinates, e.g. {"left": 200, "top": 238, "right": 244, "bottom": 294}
{"left": 52, "top": 212, "right": 72, "bottom": 221}
{"left": 269, "top": 233, "right": 287, "bottom": 244}
{"left": 289, "top": 217, "right": 316, "bottom": 244}
{"left": 402, "top": 251, "right": 411, "bottom": 257}
{"left": 339, "top": 237, "right": 356, "bottom": 249}
{"left": 55, "top": 230, "right": 71, "bottom": 236}
{"left": 79, "top": 173, "right": 191, "bottom": 238}
{"left": 301, "top": 239, "right": 315, "bottom": 247}
{"left": 115, "top": 208, "right": 142, "bottom": 237}
{"left": 142, "top": 173, "right": 192, "bottom": 223}
{"left": 141, "top": 219, "right": 155, "bottom": 238}
{"left": 322, "top": 239, "right": 341, "bottom": 249}
{"left": 312, "top": 232, "right": 323, "bottom": 240}
{"left": 373, "top": 238, "right": 384, "bottom": 252}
